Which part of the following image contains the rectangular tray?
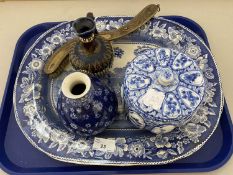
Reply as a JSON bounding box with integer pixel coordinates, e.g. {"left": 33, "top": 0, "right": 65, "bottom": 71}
{"left": 0, "top": 16, "right": 232, "bottom": 174}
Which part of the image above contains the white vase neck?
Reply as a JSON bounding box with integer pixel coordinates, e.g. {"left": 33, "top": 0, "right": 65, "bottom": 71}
{"left": 61, "top": 72, "right": 91, "bottom": 99}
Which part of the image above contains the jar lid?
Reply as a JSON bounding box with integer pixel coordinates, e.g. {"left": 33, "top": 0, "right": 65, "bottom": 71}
{"left": 123, "top": 48, "right": 205, "bottom": 131}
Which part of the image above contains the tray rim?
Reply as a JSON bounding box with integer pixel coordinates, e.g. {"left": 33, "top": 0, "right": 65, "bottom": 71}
{"left": 0, "top": 16, "right": 232, "bottom": 174}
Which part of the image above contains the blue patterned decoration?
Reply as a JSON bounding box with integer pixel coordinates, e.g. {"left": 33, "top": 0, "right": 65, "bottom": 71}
{"left": 57, "top": 73, "right": 118, "bottom": 136}
{"left": 13, "top": 17, "right": 223, "bottom": 165}
{"left": 113, "top": 47, "right": 124, "bottom": 58}
{"left": 124, "top": 48, "right": 205, "bottom": 133}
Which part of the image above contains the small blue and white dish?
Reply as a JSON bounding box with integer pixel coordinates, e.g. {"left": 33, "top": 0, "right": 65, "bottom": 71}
{"left": 57, "top": 72, "right": 118, "bottom": 136}
{"left": 124, "top": 48, "right": 205, "bottom": 133}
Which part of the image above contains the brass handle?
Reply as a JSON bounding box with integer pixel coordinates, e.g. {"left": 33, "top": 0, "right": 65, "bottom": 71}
{"left": 44, "top": 39, "right": 77, "bottom": 74}
{"left": 99, "top": 4, "right": 160, "bottom": 40}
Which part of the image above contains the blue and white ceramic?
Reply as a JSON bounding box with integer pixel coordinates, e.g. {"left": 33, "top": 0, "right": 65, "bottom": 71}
{"left": 57, "top": 72, "right": 118, "bottom": 136}
{"left": 124, "top": 48, "right": 205, "bottom": 133}
{"left": 13, "top": 16, "right": 223, "bottom": 166}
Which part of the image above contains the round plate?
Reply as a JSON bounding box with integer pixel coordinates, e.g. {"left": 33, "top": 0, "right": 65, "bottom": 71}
{"left": 13, "top": 17, "right": 223, "bottom": 166}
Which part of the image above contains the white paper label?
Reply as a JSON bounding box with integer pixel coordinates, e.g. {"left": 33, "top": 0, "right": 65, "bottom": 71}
{"left": 92, "top": 137, "right": 116, "bottom": 152}
{"left": 141, "top": 89, "right": 165, "bottom": 110}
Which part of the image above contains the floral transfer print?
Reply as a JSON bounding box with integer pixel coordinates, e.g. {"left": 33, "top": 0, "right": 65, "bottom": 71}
{"left": 14, "top": 17, "right": 222, "bottom": 165}
{"left": 113, "top": 47, "right": 124, "bottom": 58}
{"left": 168, "top": 27, "right": 183, "bottom": 45}
{"left": 149, "top": 21, "right": 168, "bottom": 39}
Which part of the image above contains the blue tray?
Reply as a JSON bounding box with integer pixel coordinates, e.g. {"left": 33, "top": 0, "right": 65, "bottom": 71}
{"left": 0, "top": 16, "right": 232, "bottom": 174}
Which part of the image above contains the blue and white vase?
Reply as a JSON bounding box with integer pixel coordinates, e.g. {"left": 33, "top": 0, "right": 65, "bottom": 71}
{"left": 57, "top": 72, "right": 118, "bottom": 136}
{"left": 123, "top": 48, "right": 205, "bottom": 134}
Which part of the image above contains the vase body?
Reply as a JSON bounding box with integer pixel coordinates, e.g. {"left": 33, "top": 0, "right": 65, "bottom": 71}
{"left": 57, "top": 72, "right": 118, "bottom": 136}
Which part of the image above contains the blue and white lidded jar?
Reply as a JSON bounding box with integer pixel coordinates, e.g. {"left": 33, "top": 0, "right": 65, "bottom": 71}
{"left": 57, "top": 72, "right": 118, "bottom": 136}
{"left": 123, "top": 48, "right": 205, "bottom": 134}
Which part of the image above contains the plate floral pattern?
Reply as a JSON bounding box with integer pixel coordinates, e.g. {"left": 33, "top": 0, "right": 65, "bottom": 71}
{"left": 13, "top": 17, "right": 223, "bottom": 165}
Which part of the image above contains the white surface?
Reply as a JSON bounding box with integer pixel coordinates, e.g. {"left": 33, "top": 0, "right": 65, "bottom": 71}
{"left": 93, "top": 137, "right": 116, "bottom": 153}
{"left": 0, "top": 0, "right": 233, "bottom": 174}
{"left": 141, "top": 89, "right": 165, "bottom": 111}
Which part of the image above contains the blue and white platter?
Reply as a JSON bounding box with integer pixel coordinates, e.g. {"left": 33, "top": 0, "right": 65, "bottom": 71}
{"left": 13, "top": 16, "right": 223, "bottom": 166}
